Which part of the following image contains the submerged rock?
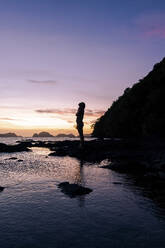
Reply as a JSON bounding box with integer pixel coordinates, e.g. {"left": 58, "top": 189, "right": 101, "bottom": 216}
{"left": 0, "top": 186, "right": 5, "bottom": 192}
{"left": 58, "top": 182, "right": 92, "bottom": 197}
{"left": 113, "top": 182, "right": 123, "bottom": 185}
{"left": 8, "top": 157, "right": 17, "bottom": 160}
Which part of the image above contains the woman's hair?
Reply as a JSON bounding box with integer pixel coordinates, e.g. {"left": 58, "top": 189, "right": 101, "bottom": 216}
{"left": 78, "top": 102, "right": 85, "bottom": 108}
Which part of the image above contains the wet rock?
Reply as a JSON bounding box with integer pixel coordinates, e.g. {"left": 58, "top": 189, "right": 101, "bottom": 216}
{"left": 113, "top": 182, "right": 123, "bottom": 185}
{"left": 0, "top": 186, "right": 5, "bottom": 192}
{"left": 103, "top": 160, "right": 148, "bottom": 172}
{"left": 1, "top": 138, "right": 165, "bottom": 178}
{"left": 144, "top": 172, "right": 157, "bottom": 178}
{"left": 58, "top": 182, "right": 92, "bottom": 197}
{"left": 48, "top": 139, "right": 152, "bottom": 164}
{"left": 152, "top": 162, "right": 165, "bottom": 171}
{"left": 9, "top": 157, "right": 17, "bottom": 160}
{"left": 158, "top": 172, "right": 165, "bottom": 180}
{"left": 0, "top": 143, "right": 30, "bottom": 153}
{"left": 49, "top": 140, "right": 115, "bottom": 162}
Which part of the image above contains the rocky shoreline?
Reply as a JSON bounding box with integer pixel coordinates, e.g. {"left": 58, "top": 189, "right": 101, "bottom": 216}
{"left": 1, "top": 138, "right": 165, "bottom": 181}
{"left": 0, "top": 142, "right": 30, "bottom": 153}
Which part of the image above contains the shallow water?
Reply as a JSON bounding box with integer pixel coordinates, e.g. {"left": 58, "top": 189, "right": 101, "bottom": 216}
{"left": 0, "top": 136, "right": 92, "bottom": 145}
{"left": 0, "top": 145, "right": 165, "bottom": 248}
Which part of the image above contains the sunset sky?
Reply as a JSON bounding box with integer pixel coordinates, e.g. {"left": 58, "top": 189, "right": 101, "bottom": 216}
{"left": 0, "top": 0, "right": 165, "bottom": 136}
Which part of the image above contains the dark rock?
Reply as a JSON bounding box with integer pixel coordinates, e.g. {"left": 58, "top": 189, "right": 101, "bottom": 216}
{"left": 0, "top": 143, "right": 30, "bottom": 153}
{"left": 17, "top": 139, "right": 33, "bottom": 143}
{"left": 1, "top": 138, "right": 165, "bottom": 178}
{"left": 18, "top": 159, "right": 23, "bottom": 162}
{"left": 158, "top": 172, "right": 165, "bottom": 180}
{"left": 58, "top": 182, "right": 92, "bottom": 197}
{"left": 113, "top": 182, "right": 123, "bottom": 185}
{"left": 100, "top": 164, "right": 112, "bottom": 169}
{"left": 144, "top": 172, "right": 157, "bottom": 179}
{"left": 103, "top": 160, "right": 148, "bottom": 173}
{"left": 49, "top": 139, "right": 132, "bottom": 162}
{"left": 8, "top": 157, "right": 17, "bottom": 160}
{"left": 0, "top": 186, "right": 5, "bottom": 192}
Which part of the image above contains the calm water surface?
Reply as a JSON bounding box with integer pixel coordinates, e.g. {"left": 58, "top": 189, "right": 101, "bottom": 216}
{"left": 0, "top": 139, "right": 165, "bottom": 248}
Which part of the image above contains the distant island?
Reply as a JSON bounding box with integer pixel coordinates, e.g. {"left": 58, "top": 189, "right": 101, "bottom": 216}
{"left": 0, "top": 133, "right": 22, "bottom": 138}
{"left": 32, "top": 132, "right": 76, "bottom": 138}
{"left": 33, "top": 132, "right": 54, "bottom": 137}
{"left": 93, "top": 57, "right": 165, "bottom": 138}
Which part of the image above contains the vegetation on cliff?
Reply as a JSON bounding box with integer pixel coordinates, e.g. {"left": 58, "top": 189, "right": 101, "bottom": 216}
{"left": 92, "top": 58, "right": 165, "bottom": 138}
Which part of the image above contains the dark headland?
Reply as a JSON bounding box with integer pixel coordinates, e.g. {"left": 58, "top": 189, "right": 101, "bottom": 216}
{"left": 92, "top": 57, "right": 165, "bottom": 138}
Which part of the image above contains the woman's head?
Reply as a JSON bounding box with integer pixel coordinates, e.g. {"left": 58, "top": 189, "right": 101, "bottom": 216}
{"left": 78, "top": 102, "right": 85, "bottom": 109}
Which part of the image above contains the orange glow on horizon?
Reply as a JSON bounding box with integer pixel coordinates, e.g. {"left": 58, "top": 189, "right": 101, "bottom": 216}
{"left": 0, "top": 116, "right": 93, "bottom": 136}
{"left": 0, "top": 106, "right": 102, "bottom": 136}
{"left": 0, "top": 126, "right": 92, "bottom": 137}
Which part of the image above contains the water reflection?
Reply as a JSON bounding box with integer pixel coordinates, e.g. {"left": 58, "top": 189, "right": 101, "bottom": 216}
{"left": 1, "top": 147, "right": 165, "bottom": 215}
{"left": 0, "top": 149, "right": 89, "bottom": 208}
{"left": 72, "top": 160, "right": 86, "bottom": 207}
{"left": 112, "top": 171, "right": 165, "bottom": 220}
{"left": 74, "top": 160, "right": 84, "bottom": 185}
{"left": 1, "top": 148, "right": 165, "bottom": 247}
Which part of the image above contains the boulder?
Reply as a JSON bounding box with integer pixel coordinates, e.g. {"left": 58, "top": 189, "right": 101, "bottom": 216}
{"left": 58, "top": 182, "right": 92, "bottom": 197}
{"left": 0, "top": 186, "right": 5, "bottom": 192}
{"left": 158, "top": 172, "right": 165, "bottom": 180}
{"left": 8, "top": 157, "right": 17, "bottom": 160}
{"left": 0, "top": 143, "right": 30, "bottom": 153}
{"left": 18, "top": 159, "right": 23, "bottom": 162}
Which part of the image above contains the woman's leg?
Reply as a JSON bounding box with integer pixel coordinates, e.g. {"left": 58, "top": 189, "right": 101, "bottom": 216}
{"left": 78, "top": 127, "right": 84, "bottom": 148}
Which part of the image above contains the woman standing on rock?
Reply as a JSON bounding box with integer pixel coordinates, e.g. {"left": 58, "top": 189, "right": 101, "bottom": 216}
{"left": 76, "top": 102, "right": 85, "bottom": 148}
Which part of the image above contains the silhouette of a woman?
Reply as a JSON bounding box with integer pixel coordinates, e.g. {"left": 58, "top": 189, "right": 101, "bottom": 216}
{"left": 76, "top": 102, "right": 85, "bottom": 148}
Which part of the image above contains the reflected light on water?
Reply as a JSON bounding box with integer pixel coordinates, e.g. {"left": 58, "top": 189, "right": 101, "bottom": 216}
{"left": 0, "top": 147, "right": 165, "bottom": 248}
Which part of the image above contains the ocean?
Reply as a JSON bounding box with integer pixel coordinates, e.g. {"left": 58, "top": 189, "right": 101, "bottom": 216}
{"left": 0, "top": 137, "right": 165, "bottom": 248}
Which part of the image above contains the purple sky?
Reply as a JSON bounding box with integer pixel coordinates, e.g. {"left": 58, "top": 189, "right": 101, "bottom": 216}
{"left": 0, "top": 0, "right": 165, "bottom": 135}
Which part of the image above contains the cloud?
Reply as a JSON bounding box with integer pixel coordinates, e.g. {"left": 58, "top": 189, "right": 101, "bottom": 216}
{"left": 36, "top": 108, "right": 76, "bottom": 115}
{"left": 0, "top": 106, "right": 24, "bottom": 109}
{"left": 93, "top": 110, "right": 105, "bottom": 116}
{"left": 85, "top": 110, "right": 105, "bottom": 117}
{"left": 135, "top": 12, "right": 165, "bottom": 39}
{"left": 144, "top": 28, "right": 165, "bottom": 38}
{"left": 0, "top": 117, "right": 23, "bottom": 121}
{"left": 0, "top": 117, "right": 14, "bottom": 121}
{"left": 66, "top": 120, "right": 74, "bottom": 124}
{"left": 28, "top": 79, "right": 57, "bottom": 84}
{"left": 35, "top": 108, "right": 105, "bottom": 118}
